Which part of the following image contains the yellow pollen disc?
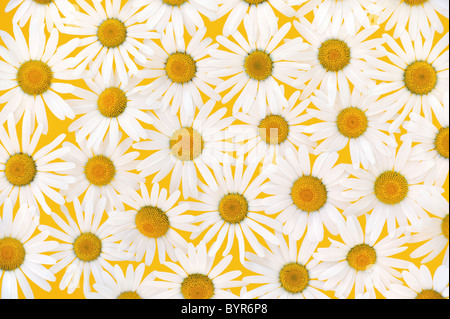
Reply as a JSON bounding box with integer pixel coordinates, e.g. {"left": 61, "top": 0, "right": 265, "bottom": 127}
{"left": 291, "top": 176, "right": 327, "bottom": 212}
{"left": 169, "top": 127, "right": 204, "bottom": 161}
{"left": 165, "top": 52, "right": 197, "bottom": 84}
{"left": 97, "top": 87, "right": 127, "bottom": 118}
{"left": 97, "top": 18, "right": 127, "bottom": 48}
{"left": 279, "top": 263, "right": 309, "bottom": 294}
{"left": 73, "top": 232, "right": 102, "bottom": 262}
{"left": 403, "top": 0, "right": 428, "bottom": 6}
{"left": 416, "top": 289, "right": 444, "bottom": 299}
{"left": 162, "top": 0, "right": 187, "bottom": 5}
{"left": 34, "top": 0, "right": 54, "bottom": 4}
{"left": 244, "top": 0, "right": 267, "bottom": 4}
{"left": 318, "top": 39, "right": 351, "bottom": 72}
{"left": 84, "top": 155, "right": 116, "bottom": 186}
{"left": 435, "top": 127, "right": 449, "bottom": 159}
{"left": 218, "top": 193, "right": 249, "bottom": 224}
{"left": 135, "top": 206, "right": 170, "bottom": 238}
{"left": 0, "top": 238, "right": 26, "bottom": 271}
{"left": 346, "top": 244, "right": 377, "bottom": 271}
{"left": 374, "top": 171, "right": 408, "bottom": 205}
{"left": 404, "top": 61, "right": 437, "bottom": 95}
{"left": 17, "top": 60, "right": 53, "bottom": 96}
{"left": 181, "top": 274, "right": 215, "bottom": 299}
{"left": 442, "top": 215, "right": 449, "bottom": 240}
{"left": 117, "top": 291, "right": 142, "bottom": 299}
{"left": 244, "top": 50, "right": 273, "bottom": 81}
{"left": 258, "top": 115, "right": 290, "bottom": 145}
{"left": 5, "top": 153, "right": 37, "bottom": 187}
{"left": 336, "top": 107, "right": 368, "bottom": 138}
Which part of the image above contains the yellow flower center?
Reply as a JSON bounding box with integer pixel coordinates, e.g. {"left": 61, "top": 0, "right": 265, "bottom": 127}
{"left": 84, "top": 155, "right": 116, "bottom": 187}
{"left": 117, "top": 291, "right": 142, "bottom": 299}
{"left": 244, "top": 50, "right": 273, "bottom": 81}
{"left": 162, "top": 0, "right": 187, "bottom": 5}
{"left": 218, "top": 193, "right": 249, "bottom": 224}
{"left": 279, "top": 263, "right": 309, "bottom": 294}
{"left": 336, "top": 107, "right": 368, "bottom": 138}
{"left": 258, "top": 115, "right": 290, "bottom": 145}
{"left": 73, "top": 232, "right": 102, "bottom": 262}
{"left": 404, "top": 61, "right": 437, "bottom": 95}
{"left": 169, "top": 127, "right": 204, "bottom": 161}
{"left": 416, "top": 289, "right": 444, "bottom": 299}
{"left": 442, "top": 215, "right": 449, "bottom": 240}
{"left": 97, "top": 87, "right": 128, "bottom": 118}
{"left": 291, "top": 176, "right": 328, "bottom": 212}
{"left": 346, "top": 244, "right": 377, "bottom": 271}
{"left": 374, "top": 171, "right": 408, "bottom": 205}
{"left": 135, "top": 206, "right": 170, "bottom": 239}
{"left": 4, "top": 153, "right": 37, "bottom": 187}
{"left": 318, "top": 39, "right": 351, "bottom": 72}
{"left": 0, "top": 238, "right": 26, "bottom": 271}
{"left": 244, "top": 0, "right": 267, "bottom": 4}
{"left": 97, "top": 18, "right": 127, "bottom": 48}
{"left": 16, "top": 60, "right": 53, "bottom": 96}
{"left": 33, "top": 0, "right": 54, "bottom": 4}
{"left": 435, "top": 127, "right": 449, "bottom": 159}
{"left": 181, "top": 274, "right": 215, "bottom": 299}
{"left": 403, "top": 0, "right": 428, "bottom": 6}
{"left": 165, "top": 52, "right": 197, "bottom": 84}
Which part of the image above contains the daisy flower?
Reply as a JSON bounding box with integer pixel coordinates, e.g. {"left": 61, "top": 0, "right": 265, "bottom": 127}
{"left": 306, "top": 88, "right": 398, "bottom": 170}
{"left": 368, "top": 31, "right": 449, "bottom": 132}
{"left": 148, "top": 242, "right": 243, "bottom": 299}
{"left": 59, "top": 132, "right": 144, "bottom": 212}
{"left": 229, "top": 89, "right": 316, "bottom": 167}
{"left": 0, "top": 21, "right": 81, "bottom": 134}
{"left": 292, "top": 17, "right": 383, "bottom": 108}
{"left": 106, "top": 182, "right": 198, "bottom": 266}
{"left": 0, "top": 199, "right": 58, "bottom": 299}
{"left": 62, "top": 0, "right": 160, "bottom": 85}
{"left": 135, "top": 24, "right": 221, "bottom": 116}
{"left": 133, "top": 100, "right": 234, "bottom": 199}
{"left": 208, "top": 19, "right": 311, "bottom": 115}
{"left": 261, "top": 146, "right": 348, "bottom": 243}
{"left": 242, "top": 232, "right": 329, "bottom": 299}
{"left": 0, "top": 112, "right": 75, "bottom": 215}
{"left": 313, "top": 215, "right": 411, "bottom": 299}
{"left": 386, "top": 264, "right": 449, "bottom": 299}
{"left": 377, "top": 0, "right": 449, "bottom": 40}
{"left": 39, "top": 197, "right": 130, "bottom": 296}
{"left": 189, "top": 156, "right": 283, "bottom": 264}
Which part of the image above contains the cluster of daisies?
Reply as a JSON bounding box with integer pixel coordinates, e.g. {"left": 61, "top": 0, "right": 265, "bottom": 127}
{"left": 0, "top": 0, "right": 448, "bottom": 299}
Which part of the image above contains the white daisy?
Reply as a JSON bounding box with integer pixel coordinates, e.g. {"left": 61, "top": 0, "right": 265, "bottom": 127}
{"left": 242, "top": 232, "right": 329, "bottom": 299}
{"left": 386, "top": 264, "right": 449, "bottom": 299}
{"left": 0, "top": 21, "right": 81, "bottom": 134}
{"left": 189, "top": 156, "right": 283, "bottom": 264}
{"left": 0, "top": 199, "right": 58, "bottom": 299}
{"left": 148, "top": 242, "right": 243, "bottom": 299}
{"left": 261, "top": 146, "right": 348, "bottom": 242}
{"left": 208, "top": 19, "right": 311, "bottom": 115}
{"left": 306, "top": 88, "right": 398, "bottom": 170}
{"left": 133, "top": 100, "right": 234, "bottom": 199}
{"left": 106, "top": 182, "right": 198, "bottom": 266}
{"left": 39, "top": 197, "right": 130, "bottom": 296}
{"left": 313, "top": 215, "right": 411, "bottom": 299}
{"left": 367, "top": 31, "right": 449, "bottom": 132}
{"left": 0, "top": 112, "right": 75, "bottom": 215}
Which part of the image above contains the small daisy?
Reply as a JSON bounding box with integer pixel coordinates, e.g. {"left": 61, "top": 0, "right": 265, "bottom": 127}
{"left": 208, "top": 19, "right": 310, "bottom": 115}
{"left": 106, "top": 182, "right": 198, "bottom": 266}
{"left": 0, "top": 199, "right": 58, "bottom": 299}
{"left": 306, "top": 88, "right": 398, "bottom": 170}
{"left": 0, "top": 21, "right": 81, "bottom": 133}
{"left": 0, "top": 112, "right": 75, "bottom": 214}
{"left": 60, "top": 132, "right": 144, "bottom": 212}
{"left": 133, "top": 100, "right": 234, "bottom": 199}
{"left": 39, "top": 197, "right": 130, "bottom": 296}
{"left": 368, "top": 31, "right": 449, "bottom": 132}
{"left": 386, "top": 264, "right": 449, "bottom": 299}
{"left": 135, "top": 24, "right": 221, "bottom": 116}
{"left": 189, "top": 156, "right": 283, "bottom": 264}
{"left": 261, "top": 146, "right": 348, "bottom": 242}
{"left": 62, "top": 0, "right": 160, "bottom": 85}
{"left": 313, "top": 215, "right": 411, "bottom": 299}
{"left": 148, "top": 242, "right": 243, "bottom": 299}
{"left": 242, "top": 232, "right": 329, "bottom": 299}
